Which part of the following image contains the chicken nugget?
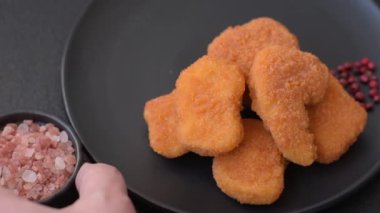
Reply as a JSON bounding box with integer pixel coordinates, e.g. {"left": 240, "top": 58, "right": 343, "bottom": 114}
{"left": 176, "top": 56, "right": 245, "bottom": 156}
{"left": 213, "top": 119, "right": 285, "bottom": 205}
{"left": 249, "top": 46, "right": 329, "bottom": 166}
{"left": 144, "top": 91, "right": 188, "bottom": 158}
{"left": 309, "top": 75, "right": 367, "bottom": 164}
{"left": 208, "top": 17, "right": 299, "bottom": 77}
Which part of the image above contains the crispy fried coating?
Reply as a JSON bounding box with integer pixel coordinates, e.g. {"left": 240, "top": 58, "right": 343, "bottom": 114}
{"left": 249, "top": 46, "right": 329, "bottom": 166}
{"left": 144, "top": 91, "right": 188, "bottom": 158}
{"left": 213, "top": 119, "right": 285, "bottom": 205}
{"left": 309, "top": 75, "right": 367, "bottom": 164}
{"left": 208, "top": 17, "right": 299, "bottom": 77}
{"left": 176, "top": 56, "right": 245, "bottom": 156}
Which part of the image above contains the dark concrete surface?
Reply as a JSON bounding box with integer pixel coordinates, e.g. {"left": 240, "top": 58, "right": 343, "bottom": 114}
{"left": 0, "top": 0, "right": 379, "bottom": 212}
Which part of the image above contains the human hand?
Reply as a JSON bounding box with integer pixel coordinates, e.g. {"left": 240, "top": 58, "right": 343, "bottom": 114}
{"left": 0, "top": 163, "right": 136, "bottom": 213}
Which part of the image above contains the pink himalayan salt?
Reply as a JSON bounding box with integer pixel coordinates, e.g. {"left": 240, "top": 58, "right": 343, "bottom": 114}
{"left": 59, "top": 131, "right": 68, "bottom": 143}
{"left": 24, "top": 148, "right": 35, "bottom": 158}
{"left": 0, "top": 120, "right": 76, "bottom": 201}
{"left": 54, "top": 157, "right": 65, "bottom": 170}
{"left": 22, "top": 170, "right": 37, "bottom": 183}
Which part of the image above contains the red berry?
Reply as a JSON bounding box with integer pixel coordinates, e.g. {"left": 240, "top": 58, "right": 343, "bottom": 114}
{"left": 369, "top": 89, "right": 378, "bottom": 97}
{"left": 370, "top": 75, "right": 378, "bottom": 81}
{"left": 354, "top": 91, "right": 365, "bottom": 101}
{"left": 359, "top": 67, "right": 368, "bottom": 73}
{"left": 361, "top": 57, "right": 369, "bottom": 65}
{"left": 360, "top": 75, "right": 369, "bottom": 83}
{"left": 343, "top": 62, "right": 352, "bottom": 70}
{"left": 349, "top": 83, "right": 360, "bottom": 93}
{"left": 339, "top": 78, "right": 348, "bottom": 86}
{"left": 373, "top": 95, "right": 380, "bottom": 103}
{"left": 365, "top": 102, "right": 374, "bottom": 110}
{"left": 354, "top": 61, "right": 361, "bottom": 68}
{"left": 368, "top": 62, "right": 376, "bottom": 70}
{"left": 369, "top": 80, "right": 378, "bottom": 89}
{"left": 352, "top": 67, "right": 360, "bottom": 74}
{"left": 340, "top": 72, "right": 348, "bottom": 78}
{"left": 347, "top": 76, "right": 356, "bottom": 84}
{"left": 337, "top": 65, "right": 346, "bottom": 72}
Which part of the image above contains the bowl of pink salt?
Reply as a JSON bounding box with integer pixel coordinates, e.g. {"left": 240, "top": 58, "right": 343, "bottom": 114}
{"left": 0, "top": 111, "right": 82, "bottom": 207}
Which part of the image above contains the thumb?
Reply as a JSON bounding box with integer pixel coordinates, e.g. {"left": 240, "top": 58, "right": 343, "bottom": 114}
{"left": 64, "top": 163, "right": 135, "bottom": 213}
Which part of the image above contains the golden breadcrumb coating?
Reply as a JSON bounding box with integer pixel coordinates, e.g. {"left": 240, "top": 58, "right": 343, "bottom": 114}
{"left": 249, "top": 46, "right": 329, "bottom": 166}
{"left": 213, "top": 119, "right": 285, "bottom": 205}
{"left": 208, "top": 17, "right": 299, "bottom": 77}
{"left": 309, "top": 75, "right": 367, "bottom": 163}
{"left": 176, "top": 56, "right": 245, "bottom": 156}
{"left": 144, "top": 91, "right": 188, "bottom": 158}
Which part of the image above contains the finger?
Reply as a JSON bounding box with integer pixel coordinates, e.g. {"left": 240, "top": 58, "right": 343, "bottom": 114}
{"left": 0, "top": 188, "right": 57, "bottom": 213}
{"left": 64, "top": 163, "right": 135, "bottom": 213}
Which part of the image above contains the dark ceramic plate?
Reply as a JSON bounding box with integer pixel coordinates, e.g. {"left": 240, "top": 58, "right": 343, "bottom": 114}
{"left": 62, "top": 0, "right": 380, "bottom": 212}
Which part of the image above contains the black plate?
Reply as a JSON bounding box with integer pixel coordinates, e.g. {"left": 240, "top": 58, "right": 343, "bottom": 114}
{"left": 62, "top": 0, "right": 380, "bottom": 212}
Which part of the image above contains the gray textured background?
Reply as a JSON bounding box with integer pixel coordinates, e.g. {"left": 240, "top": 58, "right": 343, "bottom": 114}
{"left": 0, "top": 0, "right": 380, "bottom": 212}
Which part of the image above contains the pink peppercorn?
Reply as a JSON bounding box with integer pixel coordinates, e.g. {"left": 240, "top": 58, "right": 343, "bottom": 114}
{"left": 337, "top": 65, "right": 346, "bottom": 72}
{"left": 354, "top": 61, "right": 361, "bottom": 67}
{"left": 368, "top": 62, "right": 376, "bottom": 70}
{"left": 360, "top": 75, "right": 369, "bottom": 83}
{"left": 373, "top": 95, "right": 380, "bottom": 103}
{"left": 354, "top": 91, "right": 365, "bottom": 101}
{"left": 365, "top": 102, "right": 374, "bottom": 110}
{"left": 359, "top": 67, "right": 368, "bottom": 74}
{"left": 339, "top": 78, "right": 348, "bottom": 86}
{"left": 370, "top": 75, "right": 378, "bottom": 81}
{"left": 343, "top": 62, "right": 352, "bottom": 69}
{"left": 369, "top": 89, "right": 378, "bottom": 97}
{"left": 361, "top": 57, "right": 369, "bottom": 65}
{"left": 332, "top": 58, "right": 378, "bottom": 111}
{"left": 340, "top": 72, "right": 348, "bottom": 79}
{"left": 369, "top": 80, "right": 378, "bottom": 89}
{"left": 347, "top": 76, "right": 356, "bottom": 84}
{"left": 349, "top": 83, "right": 360, "bottom": 93}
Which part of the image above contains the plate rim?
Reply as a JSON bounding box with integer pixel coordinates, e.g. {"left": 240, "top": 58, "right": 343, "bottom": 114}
{"left": 60, "top": 1, "right": 380, "bottom": 212}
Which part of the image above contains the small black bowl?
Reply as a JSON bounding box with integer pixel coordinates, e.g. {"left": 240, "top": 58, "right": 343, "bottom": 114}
{"left": 0, "top": 111, "right": 83, "bottom": 208}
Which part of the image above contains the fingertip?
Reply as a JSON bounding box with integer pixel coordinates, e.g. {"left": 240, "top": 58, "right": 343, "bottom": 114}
{"left": 68, "top": 163, "right": 135, "bottom": 213}
{"left": 75, "top": 163, "right": 127, "bottom": 198}
{"left": 75, "top": 162, "right": 92, "bottom": 189}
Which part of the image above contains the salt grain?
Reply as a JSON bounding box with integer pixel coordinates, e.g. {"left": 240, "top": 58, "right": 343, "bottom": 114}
{"left": 53, "top": 136, "right": 60, "bottom": 142}
{"left": 59, "top": 131, "right": 68, "bottom": 143}
{"left": 23, "top": 183, "right": 33, "bottom": 190}
{"left": 39, "top": 126, "right": 47, "bottom": 133}
{"left": 54, "top": 157, "right": 66, "bottom": 170}
{"left": 28, "top": 137, "right": 36, "bottom": 144}
{"left": 2, "top": 125, "right": 15, "bottom": 136}
{"left": 17, "top": 123, "right": 29, "bottom": 135}
{"left": 22, "top": 170, "right": 37, "bottom": 183}
{"left": 2, "top": 166, "right": 11, "bottom": 180}
{"left": 24, "top": 120, "right": 33, "bottom": 125}
{"left": 47, "top": 183, "right": 56, "bottom": 191}
{"left": 24, "top": 148, "right": 35, "bottom": 158}
{"left": 35, "top": 153, "right": 44, "bottom": 160}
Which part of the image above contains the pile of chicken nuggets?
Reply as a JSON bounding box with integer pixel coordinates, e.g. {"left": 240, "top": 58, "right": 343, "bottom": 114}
{"left": 144, "top": 17, "right": 367, "bottom": 205}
